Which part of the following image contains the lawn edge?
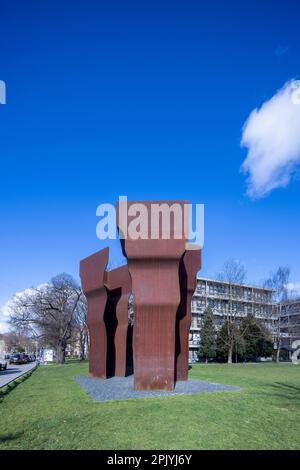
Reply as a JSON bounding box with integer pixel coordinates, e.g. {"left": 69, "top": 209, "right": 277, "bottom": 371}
{"left": 0, "top": 364, "right": 38, "bottom": 399}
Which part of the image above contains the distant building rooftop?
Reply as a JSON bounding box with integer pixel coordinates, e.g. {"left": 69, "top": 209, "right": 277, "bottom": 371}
{"left": 281, "top": 297, "right": 300, "bottom": 305}
{"left": 197, "top": 276, "right": 274, "bottom": 292}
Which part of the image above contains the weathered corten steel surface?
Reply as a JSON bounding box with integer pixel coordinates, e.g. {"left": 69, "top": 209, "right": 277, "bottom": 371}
{"left": 117, "top": 200, "right": 187, "bottom": 391}
{"left": 80, "top": 249, "right": 108, "bottom": 378}
{"left": 175, "top": 248, "right": 202, "bottom": 381}
{"left": 104, "top": 265, "right": 131, "bottom": 377}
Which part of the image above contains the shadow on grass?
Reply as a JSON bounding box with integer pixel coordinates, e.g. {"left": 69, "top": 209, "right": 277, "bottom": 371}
{"left": 271, "top": 382, "right": 300, "bottom": 399}
{"left": 0, "top": 431, "right": 24, "bottom": 442}
{"left": 255, "top": 381, "right": 300, "bottom": 403}
{"left": 65, "top": 359, "right": 88, "bottom": 365}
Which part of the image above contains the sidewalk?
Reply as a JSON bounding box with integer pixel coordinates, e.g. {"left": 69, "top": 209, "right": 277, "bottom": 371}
{"left": 0, "top": 362, "right": 36, "bottom": 388}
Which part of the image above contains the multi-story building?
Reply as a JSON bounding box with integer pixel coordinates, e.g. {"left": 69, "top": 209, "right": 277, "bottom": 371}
{"left": 189, "top": 277, "right": 277, "bottom": 361}
{"left": 279, "top": 298, "right": 300, "bottom": 351}
{"left": 128, "top": 277, "right": 298, "bottom": 362}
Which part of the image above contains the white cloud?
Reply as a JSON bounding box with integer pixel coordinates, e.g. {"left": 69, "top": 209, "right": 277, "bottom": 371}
{"left": 0, "top": 300, "right": 12, "bottom": 333}
{"left": 0, "top": 321, "right": 10, "bottom": 333}
{"left": 241, "top": 80, "right": 300, "bottom": 198}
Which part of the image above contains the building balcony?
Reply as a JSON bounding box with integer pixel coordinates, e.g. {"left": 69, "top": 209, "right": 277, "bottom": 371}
{"left": 193, "top": 291, "right": 274, "bottom": 305}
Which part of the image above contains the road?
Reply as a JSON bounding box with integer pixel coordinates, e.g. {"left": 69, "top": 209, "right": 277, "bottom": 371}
{"left": 0, "top": 362, "right": 36, "bottom": 388}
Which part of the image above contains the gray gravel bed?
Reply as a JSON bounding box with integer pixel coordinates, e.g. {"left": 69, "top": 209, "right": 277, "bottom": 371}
{"left": 75, "top": 375, "right": 240, "bottom": 402}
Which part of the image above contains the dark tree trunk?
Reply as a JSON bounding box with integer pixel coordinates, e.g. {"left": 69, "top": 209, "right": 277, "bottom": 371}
{"left": 79, "top": 340, "right": 85, "bottom": 360}
{"left": 79, "top": 330, "right": 87, "bottom": 360}
{"left": 56, "top": 341, "right": 66, "bottom": 364}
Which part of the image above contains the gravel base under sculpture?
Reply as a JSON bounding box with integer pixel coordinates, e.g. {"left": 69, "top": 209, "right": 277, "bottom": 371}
{"left": 75, "top": 375, "right": 240, "bottom": 402}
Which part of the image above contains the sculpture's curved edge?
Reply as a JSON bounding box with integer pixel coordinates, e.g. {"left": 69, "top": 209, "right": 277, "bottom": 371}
{"left": 104, "top": 265, "right": 132, "bottom": 377}
{"left": 80, "top": 248, "right": 109, "bottom": 378}
{"left": 176, "top": 248, "right": 202, "bottom": 381}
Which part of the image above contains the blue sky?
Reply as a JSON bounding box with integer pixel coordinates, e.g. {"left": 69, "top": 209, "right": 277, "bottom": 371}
{"left": 1, "top": 1, "right": 300, "bottom": 330}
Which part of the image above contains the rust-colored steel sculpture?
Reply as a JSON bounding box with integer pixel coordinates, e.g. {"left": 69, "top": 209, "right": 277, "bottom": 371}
{"left": 175, "top": 248, "right": 202, "bottom": 381}
{"left": 117, "top": 200, "right": 187, "bottom": 391}
{"left": 104, "top": 265, "right": 131, "bottom": 377}
{"left": 80, "top": 248, "right": 108, "bottom": 378}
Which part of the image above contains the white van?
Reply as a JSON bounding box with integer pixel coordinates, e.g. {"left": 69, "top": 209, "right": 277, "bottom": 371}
{"left": 0, "top": 340, "right": 9, "bottom": 371}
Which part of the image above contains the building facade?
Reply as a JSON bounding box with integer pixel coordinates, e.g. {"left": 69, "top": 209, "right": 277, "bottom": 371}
{"left": 189, "top": 277, "right": 277, "bottom": 361}
{"left": 280, "top": 298, "right": 300, "bottom": 351}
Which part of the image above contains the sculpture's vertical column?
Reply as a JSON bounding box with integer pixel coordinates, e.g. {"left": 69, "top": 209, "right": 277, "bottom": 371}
{"left": 117, "top": 200, "right": 187, "bottom": 391}
{"left": 175, "top": 247, "right": 202, "bottom": 381}
{"left": 104, "top": 265, "right": 131, "bottom": 377}
{"left": 80, "top": 249, "right": 108, "bottom": 378}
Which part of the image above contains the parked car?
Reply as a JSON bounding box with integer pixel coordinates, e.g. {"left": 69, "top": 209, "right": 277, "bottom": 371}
{"left": 25, "top": 354, "right": 36, "bottom": 362}
{"left": 10, "top": 353, "right": 28, "bottom": 365}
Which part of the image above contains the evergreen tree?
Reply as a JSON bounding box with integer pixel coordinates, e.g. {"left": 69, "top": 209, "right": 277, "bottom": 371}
{"left": 239, "top": 315, "right": 273, "bottom": 361}
{"left": 216, "top": 316, "right": 273, "bottom": 362}
{"left": 198, "top": 307, "right": 217, "bottom": 363}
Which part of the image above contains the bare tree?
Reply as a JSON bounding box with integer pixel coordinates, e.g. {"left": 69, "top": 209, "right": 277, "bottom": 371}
{"left": 264, "top": 266, "right": 290, "bottom": 363}
{"left": 1, "top": 327, "right": 38, "bottom": 354}
{"left": 8, "top": 273, "right": 84, "bottom": 364}
{"left": 217, "top": 259, "right": 247, "bottom": 285}
{"left": 72, "top": 295, "right": 88, "bottom": 360}
{"left": 217, "top": 259, "right": 247, "bottom": 363}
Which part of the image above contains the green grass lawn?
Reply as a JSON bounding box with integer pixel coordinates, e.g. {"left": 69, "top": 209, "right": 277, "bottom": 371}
{"left": 1, "top": 361, "right": 300, "bottom": 450}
